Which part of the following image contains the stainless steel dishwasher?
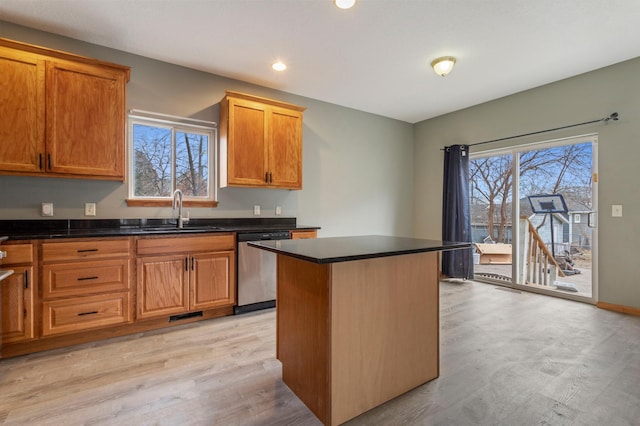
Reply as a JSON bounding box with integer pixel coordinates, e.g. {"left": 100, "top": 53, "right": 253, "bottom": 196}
{"left": 235, "top": 230, "right": 291, "bottom": 314}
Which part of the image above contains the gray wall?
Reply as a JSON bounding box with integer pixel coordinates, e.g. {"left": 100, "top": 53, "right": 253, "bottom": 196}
{"left": 0, "top": 21, "right": 415, "bottom": 238}
{"left": 413, "top": 57, "right": 640, "bottom": 309}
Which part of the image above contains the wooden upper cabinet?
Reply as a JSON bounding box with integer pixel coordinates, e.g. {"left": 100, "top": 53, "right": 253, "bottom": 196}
{"left": 0, "top": 46, "right": 45, "bottom": 173}
{"left": 0, "top": 38, "right": 129, "bottom": 181}
{"left": 45, "top": 59, "right": 126, "bottom": 179}
{"left": 220, "top": 91, "right": 305, "bottom": 189}
{"left": 269, "top": 106, "right": 304, "bottom": 188}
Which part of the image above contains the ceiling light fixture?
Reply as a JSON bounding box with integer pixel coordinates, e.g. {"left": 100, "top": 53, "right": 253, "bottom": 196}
{"left": 431, "top": 56, "right": 456, "bottom": 77}
{"left": 272, "top": 61, "right": 287, "bottom": 71}
{"left": 334, "top": 0, "right": 356, "bottom": 9}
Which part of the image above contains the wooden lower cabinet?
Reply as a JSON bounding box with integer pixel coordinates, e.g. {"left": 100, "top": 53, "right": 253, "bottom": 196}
{"left": 136, "top": 235, "right": 236, "bottom": 320}
{"left": 42, "top": 258, "right": 130, "bottom": 298}
{"left": 136, "top": 255, "right": 189, "bottom": 319}
{"left": 2, "top": 234, "right": 236, "bottom": 357}
{"left": 39, "top": 237, "right": 133, "bottom": 337}
{"left": 290, "top": 230, "right": 317, "bottom": 240}
{"left": 1, "top": 266, "right": 35, "bottom": 343}
{"left": 190, "top": 251, "right": 235, "bottom": 310}
{"left": 42, "top": 292, "right": 131, "bottom": 336}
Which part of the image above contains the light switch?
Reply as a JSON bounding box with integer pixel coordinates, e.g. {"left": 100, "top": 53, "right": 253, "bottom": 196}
{"left": 612, "top": 204, "right": 623, "bottom": 217}
{"left": 275, "top": 205, "right": 282, "bottom": 216}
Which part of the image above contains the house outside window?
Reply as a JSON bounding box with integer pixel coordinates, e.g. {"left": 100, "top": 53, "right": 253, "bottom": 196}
{"left": 127, "top": 113, "right": 217, "bottom": 206}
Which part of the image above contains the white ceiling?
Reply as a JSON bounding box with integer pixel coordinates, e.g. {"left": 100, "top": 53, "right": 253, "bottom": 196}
{"left": 1, "top": 0, "right": 640, "bottom": 123}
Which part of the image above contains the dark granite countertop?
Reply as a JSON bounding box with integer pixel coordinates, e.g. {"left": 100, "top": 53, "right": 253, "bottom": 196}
{"left": 0, "top": 218, "right": 319, "bottom": 240}
{"left": 248, "top": 235, "right": 471, "bottom": 264}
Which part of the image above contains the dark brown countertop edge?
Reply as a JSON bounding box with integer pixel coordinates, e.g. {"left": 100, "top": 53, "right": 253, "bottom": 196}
{"left": 248, "top": 236, "right": 471, "bottom": 264}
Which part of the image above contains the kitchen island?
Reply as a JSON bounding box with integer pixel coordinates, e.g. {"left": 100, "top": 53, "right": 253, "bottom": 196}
{"left": 248, "top": 235, "right": 470, "bottom": 425}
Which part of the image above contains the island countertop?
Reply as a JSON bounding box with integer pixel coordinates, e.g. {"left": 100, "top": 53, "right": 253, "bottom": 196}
{"left": 248, "top": 235, "right": 471, "bottom": 264}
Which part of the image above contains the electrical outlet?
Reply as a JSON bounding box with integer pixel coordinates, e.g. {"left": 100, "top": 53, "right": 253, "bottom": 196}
{"left": 85, "top": 202, "right": 97, "bottom": 216}
{"left": 254, "top": 205, "right": 261, "bottom": 215}
{"left": 275, "top": 205, "right": 282, "bottom": 216}
{"left": 612, "top": 204, "right": 623, "bottom": 217}
{"left": 41, "top": 202, "right": 54, "bottom": 217}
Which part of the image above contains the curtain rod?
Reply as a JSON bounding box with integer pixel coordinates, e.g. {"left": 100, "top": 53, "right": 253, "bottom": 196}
{"left": 443, "top": 112, "right": 618, "bottom": 151}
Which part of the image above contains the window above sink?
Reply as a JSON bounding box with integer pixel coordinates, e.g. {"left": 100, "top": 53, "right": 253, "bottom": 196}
{"left": 126, "top": 110, "right": 218, "bottom": 208}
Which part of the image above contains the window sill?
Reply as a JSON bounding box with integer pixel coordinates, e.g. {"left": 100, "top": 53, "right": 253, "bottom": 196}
{"left": 126, "top": 199, "right": 219, "bottom": 208}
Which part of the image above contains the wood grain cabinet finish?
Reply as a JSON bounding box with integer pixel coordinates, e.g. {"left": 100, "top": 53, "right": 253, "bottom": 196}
{"left": 1, "top": 243, "right": 36, "bottom": 344}
{"left": 190, "top": 251, "right": 235, "bottom": 310}
{"left": 290, "top": 230, "right": 317, "bottom": 240}
{"left": 42, "top": 258, "right": 130, "bottom": 299}
{"left": 40, "top": 238, "right": 133, "bottom": 336}
{"left": 136, "top": 234, "right": 236, "bottom": 320}
{"left": 0, "top": 38, "right": 129, "bottom": 181}
{"left": 136, "top": 254, "right": 189, "bottom": 319}
{"left": 0, "top": 46, "right": 45, "bottom": 173}
{"left": 1, "top": 266, "right": 35, "bottom": 344}
{"left": 220, "top": 91, "right": 305, "bottom": 189}
{"left": 42, "top": 292, "right": 131, "bottom": 337}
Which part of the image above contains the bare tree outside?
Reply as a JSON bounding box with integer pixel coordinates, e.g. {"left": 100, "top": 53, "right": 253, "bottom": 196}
{"left": 133, "top": 124, "right": 172, "bottom": 197}
{"left": 470, "top": 143, "right": 592, "bottom": 243}
{"left": 176, "top": 131, "right": 208, "bottom": 197}
{"left": 132, "top": 123, "right": 211, "bottom": 198}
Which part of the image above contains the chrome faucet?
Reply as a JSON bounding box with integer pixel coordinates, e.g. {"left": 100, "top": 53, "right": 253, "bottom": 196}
{"left": 172, "top": 189, "right": 189, "bottom": 228}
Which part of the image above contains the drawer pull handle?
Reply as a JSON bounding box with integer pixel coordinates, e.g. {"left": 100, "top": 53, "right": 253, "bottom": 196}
{"left": 77, "top": 311, "right": 98, "bottom": 316}
{"left": 77, "top": 276, "right": 99, "bottom": 281}
{"left": 77, "top": 249, "right": 99, "bottom": 253}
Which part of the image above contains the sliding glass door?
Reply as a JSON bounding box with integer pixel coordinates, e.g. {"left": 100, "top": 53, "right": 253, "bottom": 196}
{"left": 470, "top": 135, "right": 597, "bottom": 302}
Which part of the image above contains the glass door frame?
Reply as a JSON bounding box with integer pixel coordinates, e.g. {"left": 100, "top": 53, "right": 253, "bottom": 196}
{"left": 471, "top": 133, "right": 598, "bottom": 304}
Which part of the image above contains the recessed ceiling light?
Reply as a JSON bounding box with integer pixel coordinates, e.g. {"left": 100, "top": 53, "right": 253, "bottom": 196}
{"left": 272, "top": 61, "right": 287, "bottom": 71}
{"left": 335, "top": 0, "right": 356, "bottom": 9}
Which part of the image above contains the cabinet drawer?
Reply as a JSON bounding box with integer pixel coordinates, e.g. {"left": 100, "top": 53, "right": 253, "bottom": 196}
{"left": 42, "top": 258, "right": 130, "bottom": 298}
{"left": 136, "top": 233, "right": 235, "bottom": 256}
{"left": 42, "top": 239, "right": 130, "bottom": 262}
{"left": 42, "top": 292, "right": 131, "bottom": 336}
{"left": 290, "top": 230, "right": 317, "bottom": 240}
{"left": 2, "top": 243, "right": 34, "bottom": 265}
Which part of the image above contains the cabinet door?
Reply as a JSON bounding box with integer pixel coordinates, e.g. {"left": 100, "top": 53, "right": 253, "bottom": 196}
{"left": 1, "top": 266, "right": 35, "bottom": 344}
{"left": 226, "top": 98, "right": 268, "bottom": 186}
{"left": 0, "top": 47, "right": 45, "bottom": 173}
{"left": 45, "top": 59, "right": 126, "bottom": 179}
{"left": 189, "top": 251, "right": 235, "bottom": 310}
{"left": 268, "top": 106, "right": 303, "bottom": 189}
{"left": 136, "top": 255, "right": 189, "bottom": 319}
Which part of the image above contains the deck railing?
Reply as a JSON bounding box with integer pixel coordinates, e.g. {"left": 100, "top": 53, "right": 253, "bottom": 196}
{"left": 518, "top": 217, "right": 565, "bottom": 286}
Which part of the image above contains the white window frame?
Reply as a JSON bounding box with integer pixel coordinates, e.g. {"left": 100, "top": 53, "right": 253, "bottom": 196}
{"left": 127, "top": 111, "right": 218, "bottom": 204}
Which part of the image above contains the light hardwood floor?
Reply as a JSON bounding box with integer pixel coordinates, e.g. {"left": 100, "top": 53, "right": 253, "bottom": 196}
{"left": 1, "top": 281, "right": 639, "bottom": 425}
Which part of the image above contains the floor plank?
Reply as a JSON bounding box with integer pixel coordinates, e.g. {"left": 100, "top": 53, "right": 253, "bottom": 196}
{"left": 1, "top": 281, "right": 639, "bottom": 425}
